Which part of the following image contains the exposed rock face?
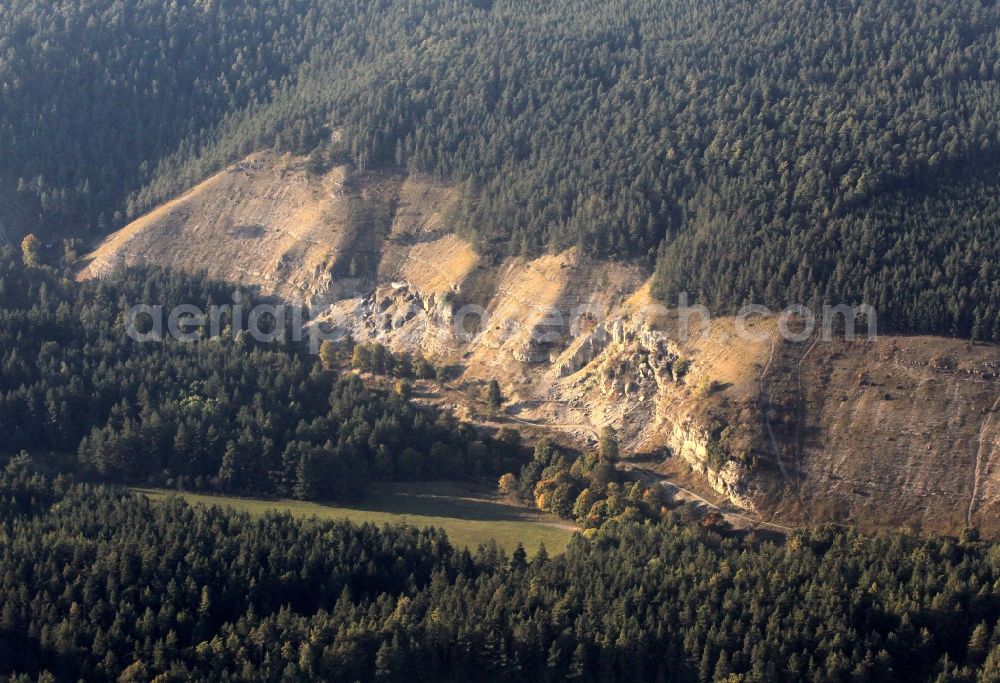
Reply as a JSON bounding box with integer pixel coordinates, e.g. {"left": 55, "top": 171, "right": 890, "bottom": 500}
{"left": 556, "top": 325, "right": 610, "bottom": 377}
{"left": 668, "top": 422, "right": 759, "bottom": 514}
{"left": 79, "top": 151, "right": 1000, "bottom": 537}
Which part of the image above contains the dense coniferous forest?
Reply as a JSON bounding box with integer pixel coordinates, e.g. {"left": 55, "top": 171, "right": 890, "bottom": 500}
{"left": 0, "top": 0, "right": 337, "bottom": 232}
{"left": 0, "top": 247, "right": 522, "bottom": 499}
{"left": 1, "top": 462, "right": 999, "bottom": 682}
{"left": 5, "top": 2, "right": 1000, "bottom": 679}
{"left": 4, "top": 0, "right": 1000, "bottom": 338}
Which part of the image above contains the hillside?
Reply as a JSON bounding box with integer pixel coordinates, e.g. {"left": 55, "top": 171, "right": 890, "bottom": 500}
{"left": 81, "top": 154, "right": 1000, "bottom": 537}
{"left": 82, "top": 153, "right": 377, "bottom": 302}
{"left": 5, "top": 470, "right": 999, "bottom": 681}
{"left": 8, "top": 0, "right": 1000, "bottom": 341}
{"left": 10, "top": 1, "right": 1000, "bottom": 680}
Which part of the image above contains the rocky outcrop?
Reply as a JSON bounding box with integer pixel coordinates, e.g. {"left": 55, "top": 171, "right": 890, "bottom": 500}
{"left": 668, "top": 422, "right": 759, "bottom": 514}
{"left": 556, "top": 325, "right": 611, "bottom": 376}
{"left": 557, "top": 317, "right": 678, "bottom": 380}
{"left": 79, "top": 150, "right": 1000, "bottom": 537}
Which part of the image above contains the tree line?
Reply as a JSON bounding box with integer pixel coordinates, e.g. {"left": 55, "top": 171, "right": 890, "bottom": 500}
{"left": 499, "top": 429, "right": 673, "bottom": 529}
{"left": 0, "top": 459, "right": 998, "bottom": 682}
{"left": 0, "top": 247, "right": 523, "bottom": 500}
{"left": 5, "top": 0, "right": 1000, "bottom": 339}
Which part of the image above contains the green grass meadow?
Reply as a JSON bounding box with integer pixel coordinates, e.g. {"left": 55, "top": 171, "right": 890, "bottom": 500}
{"left": 133, "top": 481, "right": 575, "bottom": 555}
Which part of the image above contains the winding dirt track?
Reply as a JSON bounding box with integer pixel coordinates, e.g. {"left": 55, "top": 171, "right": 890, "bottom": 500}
{"left": 759, "top": 341, "right": 795, "bottom": 491}
{"left": 968, "top": 393, "right": 1000, "bottom": 526}
{"left": 759, "top": 336, "right": 815, "bottom": 522}
{"left": 791, "top": 335, "right": 819, "bottom": 522}
{"left": 506, "top": 414, "right": 599, "bottom": 440}
{"left": 622, "top": 463, "right": 794, "bottom": 532}
{"left": 490, "top": 401, "right": 795, "bottom": 533}
{"left": 418, "top": 377, "right": 796, "bottom": 532}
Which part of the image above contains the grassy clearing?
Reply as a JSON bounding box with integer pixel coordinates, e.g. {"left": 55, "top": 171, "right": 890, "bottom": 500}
{"left": 132, "top": 481, "right": 575, "bottom": 555}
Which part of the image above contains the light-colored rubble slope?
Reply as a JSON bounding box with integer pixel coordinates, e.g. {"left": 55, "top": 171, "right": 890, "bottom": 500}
{"left": 80, "top": 153, "right": 1000, "bottom": 537}
{"left": 80, "top": 153, "right": 441, "bottom": 304}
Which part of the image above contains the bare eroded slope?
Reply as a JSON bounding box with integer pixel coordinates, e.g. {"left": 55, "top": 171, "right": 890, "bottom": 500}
{"left": 80, "top": 153, "right": 1000, "bottom": 536}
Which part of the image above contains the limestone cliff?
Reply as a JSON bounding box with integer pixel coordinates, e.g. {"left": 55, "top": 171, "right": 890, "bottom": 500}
{"left": 80, "top": 153, "right": 1000, "bottom": 537}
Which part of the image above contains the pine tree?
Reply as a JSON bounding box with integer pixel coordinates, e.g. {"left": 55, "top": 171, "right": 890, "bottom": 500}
{"left": 599, "top": 426, "right": 619, "bottom": 461}
{"left": 20, "top": 235, "right": 41, "bottom": 268}
{"left": 319, "top": 340, "right": 337, "bottom": 371}
{"left": 487, "top": 379, "right": 504, "bottom": 411}
{"left": 568, "top": 643, "right": 589, "bottom": 681}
